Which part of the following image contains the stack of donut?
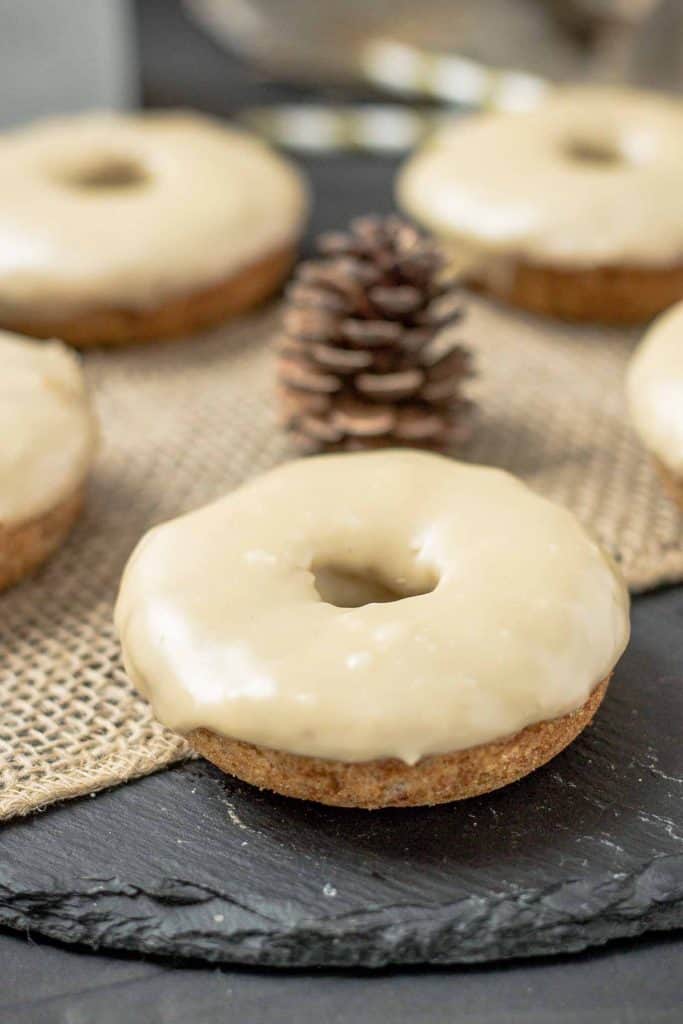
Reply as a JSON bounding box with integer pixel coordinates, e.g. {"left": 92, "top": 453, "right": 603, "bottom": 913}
{"left": 7, "top": 85, "right": 683, "bottom": 808}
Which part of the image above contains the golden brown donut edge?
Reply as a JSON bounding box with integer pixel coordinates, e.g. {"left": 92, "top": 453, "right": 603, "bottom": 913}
{"left": 0, "top": 245, "right": 296, "bottom": 348}
{"left": 0, "top": 484, "right": 84, "bottom": 592}
{"left": 471, "top": 261, "right": 683, "bottom": 324}
{"left": 188, "top": 677, "right": 610, "bottom": 809}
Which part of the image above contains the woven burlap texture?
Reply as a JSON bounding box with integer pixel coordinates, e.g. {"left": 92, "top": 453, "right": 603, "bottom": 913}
{"left": 1, "top": 298, "right": 681, "bottom": 820}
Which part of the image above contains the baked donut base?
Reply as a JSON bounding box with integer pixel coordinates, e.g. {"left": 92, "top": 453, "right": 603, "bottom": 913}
{"left": 188, "top": 677, "right": 609, "bottom": 809}
{"left": 1, "top": 245, "right": 296, "bottom": 348}
{"left": 656, "top": 461, "right": 683, "bottom": 512}
{"left": 471, "top": 260, "right": 683, "bottom": 324}
{"left": 0, "top": 485, "right": 84, "bottom": 592}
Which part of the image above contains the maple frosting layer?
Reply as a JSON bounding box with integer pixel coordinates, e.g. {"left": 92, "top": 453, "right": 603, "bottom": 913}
{"left": 627, "top": 300, "right": 683, "bottom": 475}
{"left": 0, "top": 111, "right": 308, "bottom": 320}
{"left": 397, "top": 87, "right": 683, "bottom": 269}
{"left": 0, "top": 330, "right": 97, "bottom": 524}
{"left": 115, "top": 451, "right": 629, "bottom": 764}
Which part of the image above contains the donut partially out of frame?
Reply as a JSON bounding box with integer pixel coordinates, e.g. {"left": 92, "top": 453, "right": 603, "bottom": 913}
{"left": 0, "top": 331, "right": 97, "bottom": 591}
{"left": 627, "top": 299, "right": 683, "bottom": 509}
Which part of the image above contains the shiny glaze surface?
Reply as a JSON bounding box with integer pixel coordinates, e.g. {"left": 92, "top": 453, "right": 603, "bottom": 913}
{"left": 116, "top": 452, "right": 630, "bottom": 763}
{"left": 398, "top": 87, "right": 683, "bottom": 269}
{"left": 0, "top": 111, "right": 308, "bottom": 318}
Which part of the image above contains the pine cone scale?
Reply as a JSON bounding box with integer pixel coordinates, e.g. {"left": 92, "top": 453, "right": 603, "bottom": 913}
{"left": 278, "top": 357, "right": 340, "bottom": 394}
{"left": 368, "top": 285, "right": 423, "bottom": 317}
{"left": 278, "top": 386, "right": 330, "bottom": 419}
{"left": 311, "top": 343, "right": 373, "bottom": 373}
{"left": 301, "top": 415, "right": 344, "bottom": 443}
{"left": 341, "top": 320, "right": 403, "bottom": 347}
{"left": 287, "top": 282, "right": 350, "bottom": 314}
{"left": 333, "top": 398, "right": 396, "bottom": 437}
{"left": 355, "top": 369, "right": 424, "bottom": 401}
{"left": 282, "top": 308, "right": 338, "bottom": 343}
{"left": 394, "top": 406, "right": 445, "bottom": 441}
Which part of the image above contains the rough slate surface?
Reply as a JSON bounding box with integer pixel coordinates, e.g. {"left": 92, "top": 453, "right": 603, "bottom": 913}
{"left": 0, "top": 588, "right": 681, "bottom": 968}
{"left": 2, "top": 927, "right": 682, "bottom": 1024}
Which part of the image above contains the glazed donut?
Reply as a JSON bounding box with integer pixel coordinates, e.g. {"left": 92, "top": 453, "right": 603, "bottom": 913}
{"left": 115, "top": 451, "right": 629, "bottom": 808}
{"left": 0, "top": 112, "right": 308, "bottom": 346}
{"left": 627, "top": 299, "right": 683, "bottom": 510}
{"left": 397, "top": 87, "right": 683, "bottom": 324}
{"left": 0, "top": 329, "right": 97, "bottom": 590}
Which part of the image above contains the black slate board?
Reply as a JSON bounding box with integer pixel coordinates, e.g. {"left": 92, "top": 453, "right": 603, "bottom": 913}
{"left": 1, "top": 588, "right": 682, "bottom": 968}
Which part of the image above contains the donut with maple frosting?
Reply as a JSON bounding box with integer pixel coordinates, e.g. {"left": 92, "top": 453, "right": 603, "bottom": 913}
{"left": 0, "top": 329, "right": 97, "bottom": 590}
{"left": 397, "top": 87, "right": 683, "bottom": 323}
{"left": 0, "top": 111, "right": 308, "bottom": 346}
{"left": 115, "top": 450, "right": 630, "bottom": 807}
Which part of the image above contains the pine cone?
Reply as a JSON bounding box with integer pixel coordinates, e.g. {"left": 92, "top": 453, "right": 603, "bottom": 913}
{"left": 276, "top": 215, "right": 474, "bottom": 453}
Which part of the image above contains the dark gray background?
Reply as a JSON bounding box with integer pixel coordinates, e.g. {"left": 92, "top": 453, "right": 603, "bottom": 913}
{"left": 1, "top": 2, "right": 681, "bottom": 1020}
{"left": 1, "top": 923, "right": 681, "bottom": 1024}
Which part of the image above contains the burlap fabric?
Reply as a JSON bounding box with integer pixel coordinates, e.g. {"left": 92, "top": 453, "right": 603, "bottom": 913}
{"left": 1, "top": 298, "right": 681, "bottom": 820}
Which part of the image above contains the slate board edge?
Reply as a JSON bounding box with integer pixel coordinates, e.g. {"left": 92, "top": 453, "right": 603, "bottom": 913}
{"left": 1, "top": 853, "right": 681, "bottom": 968}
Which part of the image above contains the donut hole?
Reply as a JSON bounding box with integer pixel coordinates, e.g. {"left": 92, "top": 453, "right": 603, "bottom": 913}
{"left": 312, "top": 562, "right": 437, "bottom": 608}
{"left": 563, "top": 137, "right": 622, "bottom": 168}
{"left": 57, "top": 156, "right": 148, "bottom": 190}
